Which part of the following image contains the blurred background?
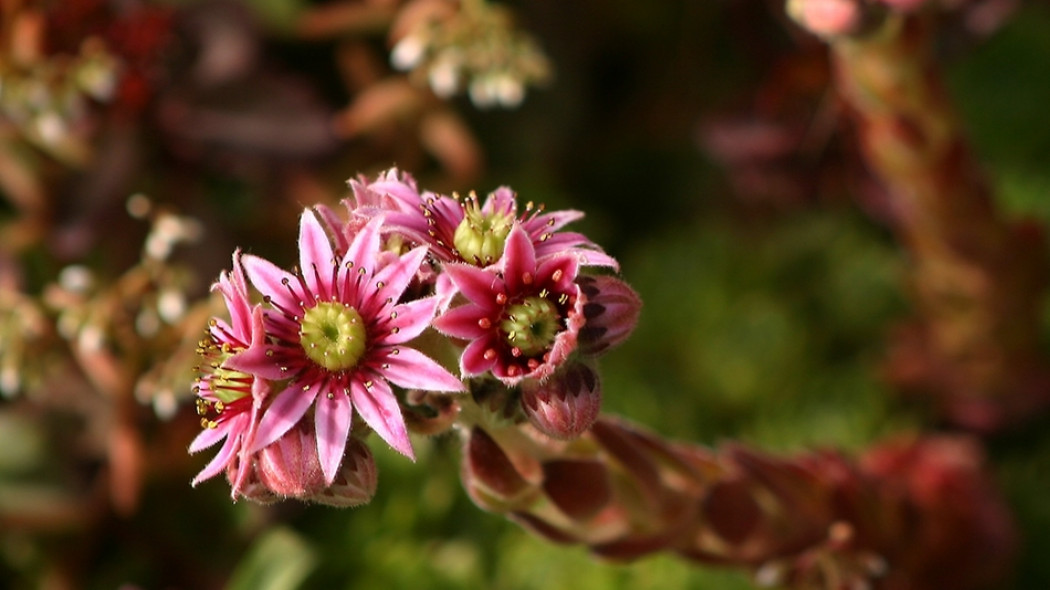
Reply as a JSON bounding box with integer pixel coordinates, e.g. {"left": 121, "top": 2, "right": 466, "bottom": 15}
{"left": 2, "top": 0, "right": 1050, "bottom": 588}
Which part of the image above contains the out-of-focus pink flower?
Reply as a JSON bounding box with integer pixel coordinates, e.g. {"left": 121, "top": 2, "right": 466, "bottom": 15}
{"left": 189, "top": 252, "right": 265, "bottom": 498}
{"left": 433, "top": 224, "right": 584, "bottom": 384}
{"left": 229, "top": 211, "right": 462, "bottom": 483}
{"left": 344, "top": 168, "right": 429, "bottom": 236}
{"left": 787, "top": 0, "right": 865, "bottom": 37}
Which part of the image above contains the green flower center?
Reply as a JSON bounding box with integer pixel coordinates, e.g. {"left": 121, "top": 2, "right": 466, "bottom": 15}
{"left": 453, "top": 205, "right": 514, "bottom": 265}
{"left": 300, "top": 302, "right": 367, "bottom": 371}
{"left": 499, "top": 296, "right": 561, "bottom": 356}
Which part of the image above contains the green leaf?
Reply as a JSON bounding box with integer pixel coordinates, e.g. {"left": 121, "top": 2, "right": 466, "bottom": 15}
{"left": 227, "top": 528, "right": 318, "bottom": 590}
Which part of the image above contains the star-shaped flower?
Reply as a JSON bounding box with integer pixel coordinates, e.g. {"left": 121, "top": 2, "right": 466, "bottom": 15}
{"left": 349, "top": 169, "right": 618, "bottom": 270}
{"left": 433, "top": 224, "right": 585, "bottom": 384}
{"left": 229, "top": 212, "right": 463, "bottom": 483}
{"left": 189, "top": 252, "right": 265, "bottom": 497}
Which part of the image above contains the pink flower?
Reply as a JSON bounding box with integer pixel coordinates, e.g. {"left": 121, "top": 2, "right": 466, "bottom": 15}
{"left": 356, "top": 173, "right": 617, "bottom": 270}
{"left": 344, "top": 168, "right": 428, "bottom": 236}
{"left": 229, "top": 211, "right": 463, "bottom": 483}
{"left": 189, "top": 252, "right": 265, "bottom": 497}
{"left": 787, "top": 0, "right": 864, "bottom": 37}
{"left": 433, "top": 224, "right": 584, "bottom": 384}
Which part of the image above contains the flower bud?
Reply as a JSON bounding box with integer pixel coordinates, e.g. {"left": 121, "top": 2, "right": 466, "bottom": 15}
{"left": 462, "top": 426, "right": 536, "bottom": 511}
{"left": 541, "top": 459, "right": 611, "bottom": 521}
{"left": 226, "top": 457, "right": 279, "bottom": 505}
{"left": 255, "top": 419, "right": 379, "bottom": 507}
{"left": 520, "top": 361, "right": 601, "bottom": 440}
{"left": 576, "top": 276, "right": 641, "bottom": 356}
{"left": 307, "top": 437, "right": 378, "bottom": 508}
{"left": 256, "top": 419, "right": 327, "bottom": 499}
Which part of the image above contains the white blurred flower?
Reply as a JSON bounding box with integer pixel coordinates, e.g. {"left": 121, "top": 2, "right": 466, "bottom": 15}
{"left": 428, "top": 51, "right": 462, "bottom": 98}
{"left": 59, "top": 265, "right": 95, "bottom": 294}
{"left": 157, "top": 289, "right": 186, "bottom": 323}
{"left": 391, "top": 34, "right": 428, "bottom": 70}
{"left": 492, "top": 72, "right": 524, "bottom": 108}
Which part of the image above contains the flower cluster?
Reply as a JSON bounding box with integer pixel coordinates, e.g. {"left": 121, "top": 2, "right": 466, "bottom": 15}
{"left": 190, "top": 168, "right": 641, "bottom": 503}
{"left": 389, "top": 0, "right": 551, "bottom": 109}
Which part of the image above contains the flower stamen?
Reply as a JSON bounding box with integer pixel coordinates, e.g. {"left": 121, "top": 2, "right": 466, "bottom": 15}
{"left": 453, "top": 193, "right": 515, "bottom": 265}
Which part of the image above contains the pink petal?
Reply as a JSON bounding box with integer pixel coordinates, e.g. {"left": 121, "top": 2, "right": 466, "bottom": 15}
{"left": 344, "top": 216, "right": 384, "bottom": 277}
{"left": 230, "top": 405, "right": 263, "bottom": 495}
{"left": 350, "top": 377, "right": 414, "bottom": 459}
{"left": 536, "top": 231, "right": 619, "bottom": 270}
{"left": 364, "top": 246, "right": 427, "bottom": 315}
{"left": 432, "top": 303, "right": 490, "bottom": 340}
{"left": 482, "top": 187, "right": 517, "bottom": 216}
{"left": 384, "top": 211, "right": 432, "bottom": 239}
{"left": 250, "top": 381, "right": 320, "bottom": 452}
{"left": 434, "top": 272, "right": 459, "bottom": 313}
{"left": 191, "top": 431, "right": 237, "bottom": 486}
{"left": 188, "top": 422, "right": 229, "bottom": 453}
{"left": 502, "top": 225, "right": 537, "bottom": 294}
{"left": 369, "top": 178, "right": 423, "bottom": 207}
{"left": 444, "top": 263, "right": 501, "bottom": 309}
{"left": 422, "top": 194, "right": 464, "bottom": 228}
{"left": 314, "top": 384, "right": 353, "bottom": 484}
{"left": 381, "top": 346, "right": 463, "bottom": 392}
{"left": 537, "top": 230, "right": 595, "bottom": 251}
{"left": 528, "top": 209, "right": 585, "bottom": 233}
{"left": 209, "top": 317, "right": 238, "bottom": 346}
{"left": 460, "top": 335, "right": 498, "bottom": 376}
{"left": 365, "top": 167, "right": 422, "bottom": 204}
{"left": 312, "top": 204, "right": 350, "bottom": 254}
{"left": 213, "top": 251, "right": 252, "bottom": 341}
{"left": 564, "top": 247, "right": 619, "bottom": 270}
{"left": 242, "top": 254, "right": 301, "bottom": 315}
{"left": 299, "top": 210, "right": 336, "bottom": 300}
{"left": 536, "top": 254, "right": 579, "bottom": 293}
{"left": 382, "top": 296, "right": 441, "bottom": 344}
{"left": 226, "top": 309, "right": 288, "bottom": 381}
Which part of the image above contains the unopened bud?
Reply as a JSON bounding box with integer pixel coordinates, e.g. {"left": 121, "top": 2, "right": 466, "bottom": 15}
{"left": 576, "top": 276, "right": 641, "bottom": 355}
{"left": 307, "top": 438, "right": 378, "bottom": 508}
{"left": 256, "top": 420, "right": 327, "bottom": 499}
{"left": 462, "top": 426, "right": 536, "bottom": 511}
{"left": 542, "top": 459, "right": 611, "bottom": 521}
{"left": 226, "top": 455, "right": 279, "bottom": 504}
{"left": 701, "top": 479, "right": 762, "bottom": 545}
{"left": 521, "top": 362, "right": 601, "bottom": 440}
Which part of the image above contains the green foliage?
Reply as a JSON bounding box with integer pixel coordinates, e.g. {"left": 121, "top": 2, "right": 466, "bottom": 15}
{"left": 602, "top": 211, "right": 911, "bottom": 451}
{"left": 949, "top": 3, "right": 1050, "bottom": 222}
{"left": 227, "top": 529, "right": 318, "bottom": 590}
